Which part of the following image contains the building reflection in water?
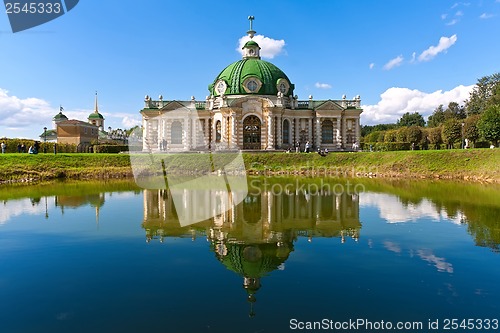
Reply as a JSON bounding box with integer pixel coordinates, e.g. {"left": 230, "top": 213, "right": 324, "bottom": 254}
{"left": 55, "top": 193, "right": 106, "bottom": 226}
{"left": 142, "top": 184, "right": 361, "bottom": 316}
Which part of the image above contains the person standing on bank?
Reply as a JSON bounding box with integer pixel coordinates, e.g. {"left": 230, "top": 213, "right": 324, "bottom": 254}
{"left": 1, "top": 142, "right": 6, "bottom": 154}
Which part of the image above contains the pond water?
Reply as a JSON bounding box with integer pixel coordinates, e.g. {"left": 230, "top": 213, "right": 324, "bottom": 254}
{"left": 0, "top": 178, "right": 499, "bottom": 333}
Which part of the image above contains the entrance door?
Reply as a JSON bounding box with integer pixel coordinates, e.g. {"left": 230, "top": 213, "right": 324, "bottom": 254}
{"left": 243, "top": 115, "right": 261, "bottom": 150}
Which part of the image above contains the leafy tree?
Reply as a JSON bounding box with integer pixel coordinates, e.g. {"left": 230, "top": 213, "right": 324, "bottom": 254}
{"left": 406, "top": 126, "right": 423, "bottom": 145}
{"left": 465, "top": 72, "right": 500, "bottom": 115}
{"left": 463, "top": 115, "right": 481, "bottom": 147}
{"left": 478, "top": 105, "right": 500, "bottom": 146}
{"left": 396, "top": 127, "right": 408, "bottom": 142}
{"left": 364, "top": 130, "right": 385, "bottom": 143}
{"left": 427, "top": 105, "right": 445, "bottom": 127}
{"left": 384, "top": 130, "right": 398, "bottom": 142}
{"left": 444, "top": 102, "right": 466, "bottom": 120}
{"left": 420, "top": 128, "right": 429, "bottom": 149}
{"left": 441, "top": 119, "right": 462, "bottom": 149}
{"left": 361, "top": 124, "right": 397, "bottom": 137}
{"left": 428, "top": 127, "right": 443, "bottom": 149}
{"left": 397, "top": 112, "right": 426, "bottom": 127}
{"left": 126, "top": 125, "right": 141, "bottom": 136}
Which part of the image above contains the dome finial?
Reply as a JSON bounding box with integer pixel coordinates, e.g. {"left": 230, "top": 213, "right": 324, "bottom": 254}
{"left": 247, "top": 15, "right": 256, "bottom": 39}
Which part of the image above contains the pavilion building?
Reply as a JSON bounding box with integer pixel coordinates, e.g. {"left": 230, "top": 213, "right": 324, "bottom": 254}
{"left": 140, "top": 18, "right": 362, "bottom": 152}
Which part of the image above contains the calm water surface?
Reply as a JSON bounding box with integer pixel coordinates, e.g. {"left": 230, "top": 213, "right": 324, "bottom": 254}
{"left": 0, "top": 178, "right": 499, "bottom": 333}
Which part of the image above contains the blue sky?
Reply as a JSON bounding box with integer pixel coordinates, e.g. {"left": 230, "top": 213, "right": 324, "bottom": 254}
{"left": 1, "top": 0, "right": 499, "bottom": 139}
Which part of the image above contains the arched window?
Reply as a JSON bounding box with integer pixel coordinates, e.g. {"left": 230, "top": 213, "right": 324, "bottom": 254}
{"left": 171, "top": 121, "right": 182, "bottom": 144}
{"left": 282, "top": 119, "right": 290, "bottom": 144}
{"left": 322, "top": 120, "right": 334, "bottom": 143}
{"left": 215, "top": 120, "right": 221, "bottom": 143}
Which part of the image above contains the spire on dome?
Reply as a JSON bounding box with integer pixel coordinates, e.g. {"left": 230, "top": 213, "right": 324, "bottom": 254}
{"left": 247, "top": 15, "right": 256, "bottom": 39}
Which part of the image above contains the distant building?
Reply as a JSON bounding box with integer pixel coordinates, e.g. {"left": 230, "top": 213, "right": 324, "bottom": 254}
{"left": 40, "top": 93, "right": 106, "bottom": 147}
{"left": 56, "top": 119, "right": 99, "bottom": 146}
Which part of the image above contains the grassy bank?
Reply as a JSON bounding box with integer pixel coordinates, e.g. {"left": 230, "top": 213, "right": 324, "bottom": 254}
{"left": 0, "top": 149, "right": 499, "bottom": 183}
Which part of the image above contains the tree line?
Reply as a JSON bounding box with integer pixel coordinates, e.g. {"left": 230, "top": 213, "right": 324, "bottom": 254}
{"left": 363, "top": 73, "right": 500, "bottom": 150}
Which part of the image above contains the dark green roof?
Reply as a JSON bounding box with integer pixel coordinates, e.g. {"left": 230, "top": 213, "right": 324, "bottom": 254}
{"left": 215, "top": 243, "right": 292, "bottom": 278}
{"left": 39, "top": 129, "right": 57, "bottom": 137}
{"left": 209, "top": 58, "right": 294, "bottom": 97}
{"left": 243, "top": 40, "right": 260, "bottom": 48}
{"left": 88, "top": 112, "right": 104, "bottom": 120}
{"left": 53, "top": 112, "right": 68, "bottom": 120}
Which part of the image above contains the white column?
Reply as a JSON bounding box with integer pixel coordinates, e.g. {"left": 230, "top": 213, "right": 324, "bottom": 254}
{"left": 355, "top": 118, "right": 360, "bottom": 145}
{"left": 295, "top": 118, "right": 300, "bottom": 145}
{"left": 276, "top": 115, "right": 282, "bottom": 148}
{"left": 315, "top": 118, "right": 322, "bottom": 149}
{"left": 342, "top": 117, "right": 347, "bottom": 149}
{"left": 266, "top": 115, "right": 274, "bottom": 150}
{"left": 156, "top": 120, "right": 161, "bottom": 150}
{"left": 142, "top": 119, "right": 148, "bottom": 151}
{"left": 230, "top": 114, "right": 237, "bottom": 149}
{"left": 308, "top": 119, "right": 313, "bottom": 143}
{"left": 224, "top": 117, "right": 229, "bottom": 149}
{"left": 204, "top": 118, "right": 210, "bottom": 149}
{"left": 336, "top": 116, "right": 342, "bottom": 149}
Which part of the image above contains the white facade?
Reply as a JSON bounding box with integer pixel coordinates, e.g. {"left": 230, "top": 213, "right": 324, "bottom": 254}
{"left": 140, "top": 94, "right": 362, "bottom": 152}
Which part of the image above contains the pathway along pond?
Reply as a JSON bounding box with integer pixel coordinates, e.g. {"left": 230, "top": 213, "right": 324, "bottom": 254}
{"left": 0, "top": 178, "right": 499, "bottom": 333}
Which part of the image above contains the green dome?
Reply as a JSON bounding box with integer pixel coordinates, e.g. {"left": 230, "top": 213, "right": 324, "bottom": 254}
{"left": 215, "top": 243, "right": 292, "bottom": 278}
{"left": 88, "top": 112, "right": 104, "bottom": 120}
{"left": 209, "top": 58, "right": 295, "bottom": 97}
{"left": 244, "top": 40, "right": 260, "bottom": 48}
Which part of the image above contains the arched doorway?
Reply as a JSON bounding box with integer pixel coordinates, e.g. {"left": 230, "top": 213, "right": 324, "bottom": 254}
{"left": 243, "top": 115, "right": 261, "bottom": 150}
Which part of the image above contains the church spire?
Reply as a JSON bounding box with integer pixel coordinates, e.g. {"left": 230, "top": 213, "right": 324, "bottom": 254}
{"left": 94, "top": 91, "right": 99, "bottom": 114}
{"left": 247, "top": 15, "right": 256, "bottom": 39}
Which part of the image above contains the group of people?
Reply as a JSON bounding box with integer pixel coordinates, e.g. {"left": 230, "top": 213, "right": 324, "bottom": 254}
{"left": 0, "top": 141, "right": 42, "bottom": 154}
{"left": 285, "top": 141, "right": 330, "bottom": 154}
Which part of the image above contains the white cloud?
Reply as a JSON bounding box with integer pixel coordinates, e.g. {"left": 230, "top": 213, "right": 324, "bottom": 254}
{"left": 410, "top": 52, "right": 416, "bottom": 63}
{"left": 441, "top": 13, "right": 448, "bottom": 20}
{"left": 122, "top": 116, "right": 142, "bottom": 128}
{"left": 417, "top": 249, "right": 454, "bottom": 273}
{"left": 479, "top": 13, "right": 494, "bottom": 19}
{"left": 361, "top": 84, "right": 474, "bottom": 125}
{"left": 369, "top": 63, "right": 375, "bottom": 69}
{"left": 384, "top": 241, "right": 402, "bottom": 254}
{"left": 455, "top": 10, "right": 464, "bottom": 16}
{"left": 383, "top": 55, "right": 404, "bottom": 70}
{"left": 451, "top": 2, "right": 470, "bottom": 9}
{"left": 0, "top": 198, "right": 48, "bottom": 225}
{"left": 0, "top": 88, "right": 140, "bottom": 138}
{"left": 360, "top": 192, "right": 464, "bottom": 225}
{"left": 446, "top": 18, "right": 459, "bottom": 25}
{"left": 237, "top": 35, "right": 285, "bottom": 59}
{"left": 0, "top": 88, "right": 55, "bottom": 129}
{"left": 315, "top": 82, "right": 332, "bottom": 89}
{"left": 418, "top": 34, "right": 457, "bottom": 62}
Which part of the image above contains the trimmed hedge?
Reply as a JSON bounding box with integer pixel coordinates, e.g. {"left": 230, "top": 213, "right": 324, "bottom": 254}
{"left": 372, "top": 142, "right": 412, "bottom": 151}
{"left": 93, "top": 145, "right": 129, "bottom": 153}
{"left": 0, "top": 138, "right": 78, "bottom": 153}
